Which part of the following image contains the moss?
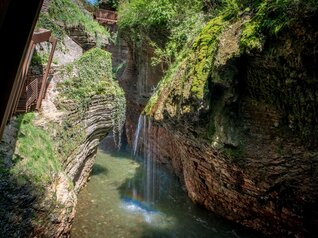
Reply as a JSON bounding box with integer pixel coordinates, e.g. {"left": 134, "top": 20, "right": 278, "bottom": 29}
{"left": 144, "top": 15, "right": 227, "bottom": 116}
{"left": 190, "top": 16, "right": 226, "bottom": 99}
{"left": 143, "top": 0, "right": 318, "bottom": 150}
{"left": 31, "top": 51, "right": 58, "bottom": 66}
{"left": 58, "top": 48, "right": 123, "bottom": 106}
{"left": 240, "top": 19, "right": 264, "bottom": 53}
{"left": 11, "top": 113, "right": 62, "bottom": 186}
{"left": 44, "top": 117, "right": 86, "bottom": 159}
{"left": 143, "top": 53, "right": 188, "bottom": 115}
{"left": 239, "top": 0, "right": 318, "bottom": 53}
{"left": 57, "top": 47, "right": 126, "bottom": 148}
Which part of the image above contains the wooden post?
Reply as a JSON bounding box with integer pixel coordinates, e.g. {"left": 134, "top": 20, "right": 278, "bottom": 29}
{"left": 36, "top": 35, "right": 57, "bottom": 110}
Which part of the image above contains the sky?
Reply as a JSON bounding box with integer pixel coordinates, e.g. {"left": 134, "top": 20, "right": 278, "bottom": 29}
{"left": 86, "top": 0, "right": 98, "bottom": 5}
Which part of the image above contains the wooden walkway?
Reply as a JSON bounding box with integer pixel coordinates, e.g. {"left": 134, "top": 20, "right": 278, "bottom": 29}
{"left": 14, "top": 29, "right": 57, "bottom": 114}
{"left": 94, "top": 9, "right": 117, "bottom": 25}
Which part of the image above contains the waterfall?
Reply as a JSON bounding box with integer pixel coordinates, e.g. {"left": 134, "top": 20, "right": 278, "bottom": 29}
{"left": 145, "top": 117, "right": 154, "bottom": 204}
{"left": 133, "top": 115, "right": 143, "bottom": 155}
{"left": 132, "top": 114, "right": 157, "bottom": 205}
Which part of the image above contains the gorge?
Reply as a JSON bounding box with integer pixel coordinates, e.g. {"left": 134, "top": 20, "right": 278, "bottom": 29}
{"left": 1, "top": 0, "right": 318, "bottom": 237}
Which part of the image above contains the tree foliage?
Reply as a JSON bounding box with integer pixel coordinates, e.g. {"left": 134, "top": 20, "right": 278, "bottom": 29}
{"left": 118, "top": 0, "right": 205, "bottom": 67}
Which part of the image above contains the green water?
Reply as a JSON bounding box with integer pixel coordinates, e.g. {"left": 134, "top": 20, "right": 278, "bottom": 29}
{"left": 71, "top": 142, "right": 263, "bottom": 238}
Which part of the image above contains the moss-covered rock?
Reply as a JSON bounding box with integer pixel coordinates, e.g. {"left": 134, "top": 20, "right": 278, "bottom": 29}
{"left": 144, "top": 14, "right": 243, "bottom": 148}
{"left": 58, "top": 48, "right": 122, "bottom": 104}
{"left": 128, "top": 1, "right": 318, "bottom": 236}
{"left": 144, "top": 0, "right": 318, "bottom": 148}
{"left": 37, "top": 0, "right": 110, "bottom": 49}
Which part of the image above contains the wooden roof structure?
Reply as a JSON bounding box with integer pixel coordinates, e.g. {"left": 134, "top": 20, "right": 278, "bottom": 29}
{"left": 0, "top": 0, "right": 44, "bottom": 138}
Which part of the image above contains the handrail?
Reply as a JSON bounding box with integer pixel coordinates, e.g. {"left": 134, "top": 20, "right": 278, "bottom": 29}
{"left": 15, "top": 29, "right": 57, "bottom": 113}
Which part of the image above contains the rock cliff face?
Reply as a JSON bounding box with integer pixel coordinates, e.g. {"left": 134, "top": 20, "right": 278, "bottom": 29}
{"left": 62, "top": 95, "right": 121, "bottom": 193}
{"left": 122, "top": 11, "right": 318, "bottom": 238}
{"left": 0, "top": 0, "right": 125, "bottom": 236}
{"left": 139, "top": 106, "right": 318, "bottom": 237}
{"left": 119, "top": 39, "right": 164, "bottom": 145}
{"left": 0, "top": 44, "right": 125, "bottom": 236}
{"left": 67, "top": 26, "right": 108, "bottom": 51}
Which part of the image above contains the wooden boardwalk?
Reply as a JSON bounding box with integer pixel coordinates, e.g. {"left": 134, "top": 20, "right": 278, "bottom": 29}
{"left": 14, "top": 29, "right": 57, "bottom": 114}
{"left": 94, "top": 9, "right": 117, "bottom": 25}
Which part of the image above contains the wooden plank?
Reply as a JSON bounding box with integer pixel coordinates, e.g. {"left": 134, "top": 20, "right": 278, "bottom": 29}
{"left": 97, "top": 18, "right": 117, "bottom": 24}
{"left": 95, "top": 9, "right": 117, "bottom": 21}
{"left": 32, "top": 29, "right": 51, "bottom": 43}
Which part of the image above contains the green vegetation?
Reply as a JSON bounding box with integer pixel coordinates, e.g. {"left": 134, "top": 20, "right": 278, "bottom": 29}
{"left": 144, "top": 14, "right": 228, "bottom": 114}
{"left": 122, "top": 0, "right": 318, "bottom": 148}
{"left": 37, "top": 0, "right": 109, "bottom": 46}
{"left": 57, "top": 47, "right": 126, "bottom": 148}
{"left": 98, "top": 0, "right": 120, "bottom": 10}
{"left": 10, "top": 47, "right": 126, "bottom": 175}
{"left": 46, "top": 116, "right": 86, "bottom": 159}
{"left": 189, "top": 16, "right": 226, "bottom": 99}
{"left": 6, "top": 46, "right": 126, "bottom": 185}
{"left": 11, "top": 113, "right": 61, "bottom": 185}
{"left": 58, "top": 48, "right": 123, "bottom": 105}
{"left": 118, "top": 0, "right": 175, "bottom": 36}
{"left": 31, "top": 52, "right": 48, "bottom": 65}
{"left": 238, "top": 0, "right": 318, "bottom": 52}
{"left": 122, "top": 0, "right": 312, "bottom": 56}
{"left": 118, "top": 0, "right": 205, "bottom": 64}
{"left": 36, "top": 12, "right": 66, "bottom": 42}
{"left": 31, "top": 51, "right": 58, "bottom": 66}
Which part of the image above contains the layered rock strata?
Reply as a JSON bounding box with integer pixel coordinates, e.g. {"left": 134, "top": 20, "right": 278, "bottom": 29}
{"left": 0, "top": 44, "right": 125, "bottom": 237}
{"left": 122, "top": 14, "right": 318, "bottom": 237}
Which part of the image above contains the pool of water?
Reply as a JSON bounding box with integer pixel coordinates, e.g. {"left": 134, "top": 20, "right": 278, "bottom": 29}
{"left": 71, "top": 141, "right": 263, "bottom": 238}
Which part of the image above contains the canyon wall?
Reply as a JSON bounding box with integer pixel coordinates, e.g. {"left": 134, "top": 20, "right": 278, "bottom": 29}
{"left": 0, "top": 41, "right": 125, "bottom": 237}
{"left": 0, "top": 1, "right": 126, "bottom": 236}
{"left": 119, "top": 38, "right": 164, "bottom": 145}
{"left": 120, "top": 7, "right": 318, "bottom": 237}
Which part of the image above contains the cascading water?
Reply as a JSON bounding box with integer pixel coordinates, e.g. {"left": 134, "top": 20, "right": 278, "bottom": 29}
{"left": 131, "top": 114, "right": 157, "bottom": 205}
{"left": 133, "top": 115, "right": 143, "bottom": 155}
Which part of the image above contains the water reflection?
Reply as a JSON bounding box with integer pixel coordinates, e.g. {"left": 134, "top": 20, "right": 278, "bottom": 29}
{"left": 71, "top": 139, "right": 265, "bottom": 238}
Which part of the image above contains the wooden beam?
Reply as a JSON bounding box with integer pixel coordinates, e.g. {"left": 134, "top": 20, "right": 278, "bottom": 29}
{"left": 32, "top": 29, "right": 51, "bottom": 44}
{"left": 36, "top": 35, "right": 57, "bottom": 110}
